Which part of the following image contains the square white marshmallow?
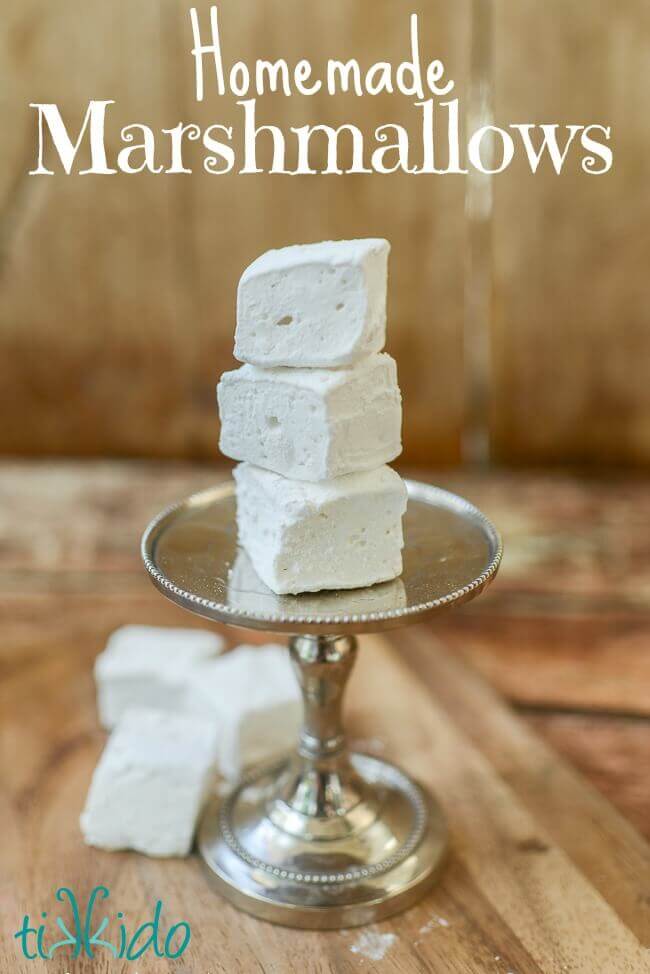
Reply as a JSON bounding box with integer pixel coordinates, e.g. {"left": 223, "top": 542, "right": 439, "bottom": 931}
{"left": 234, "top": 463, "right": 407, "bottom": 594}
{"left": 228, "top": 549, "right": 408, "bottom": 617}
{"left": 185, "top": 644, "right": 301, "bottom": 780}
{"left": 95, "top": 625, "right": 224, "bottom": 730}
{"left": 235, "top": 238, "right": 390, "bottom": 368}
{"left": 80, "top": 709, "right": 219, "bottom": 857}
{"left": 218, "top": 353, "right": 402, "bottom": 482}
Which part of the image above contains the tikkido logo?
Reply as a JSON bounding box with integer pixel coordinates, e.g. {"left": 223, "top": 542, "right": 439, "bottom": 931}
{"left": 14, "top": 886, "right": 191, "bottom": 961}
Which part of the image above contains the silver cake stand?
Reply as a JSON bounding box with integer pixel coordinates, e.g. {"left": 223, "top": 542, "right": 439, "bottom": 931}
{"left": 142, "top": 478, "right": 502, "bottom": 929}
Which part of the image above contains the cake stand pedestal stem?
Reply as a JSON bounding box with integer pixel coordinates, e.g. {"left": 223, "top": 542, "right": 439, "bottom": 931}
{"left": 291, "top": 634, "right": 356, "bottom": 760}
{"left": 269, "top": 635, "right": 376, "bottom": 840}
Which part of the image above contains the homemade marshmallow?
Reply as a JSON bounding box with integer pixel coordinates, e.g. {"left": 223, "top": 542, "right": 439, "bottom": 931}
{"left": 234, "top": 463, "right": 407, "bottom": 594}
{"left": 228, "top": 549, "right": 409, "bottom": 616}
{"left": 95, "top": 625, "right": 224, "bottom": 730}
{"left": 185, "top": 644, "right": 301, "bottom": 779}
{"left": 218, "top": 353, "right": 402, "bottom": 482}
{"left": 80, "top": 709, "right": 219, "bottom": 857}
{"left": 235, "top": 239, "right": 390, "bottom": 368}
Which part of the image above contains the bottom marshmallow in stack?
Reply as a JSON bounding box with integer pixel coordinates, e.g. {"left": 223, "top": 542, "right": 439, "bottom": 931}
{"left": 81, "top": 627, "right": 301, "bottom": 857}
{"left": 234, "top": 463, "right": 407, "bottom": 595}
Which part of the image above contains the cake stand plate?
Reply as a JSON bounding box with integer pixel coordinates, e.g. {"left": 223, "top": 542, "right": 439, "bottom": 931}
{"left": 142, "top": 479, "right": 502, "bottom": 928}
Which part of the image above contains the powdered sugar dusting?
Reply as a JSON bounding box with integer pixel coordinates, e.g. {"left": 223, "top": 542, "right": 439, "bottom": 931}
{"left": 349, "top": 931, "right": 397, "bottom": 961}
{"left": 419, "top": 914, "right": 450, "bottom": 934}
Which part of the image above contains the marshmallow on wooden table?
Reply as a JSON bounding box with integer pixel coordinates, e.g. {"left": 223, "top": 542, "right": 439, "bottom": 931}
{"left": 80, "top": 709, "right": 219, "bottom": 857}
{"left": 234, "top": 463, "right": 407, "bottom": 595}
{"left": 235, "top": 239, "right": 390, "bottom": 368}
{"left": 218, "top": 353, "right": 402, "bottom": 482}
{"left": 185, "top": 644, "right": 301, "bottom": 780}
{"left": 95, "top": 625, "right": 224, "bottom": 730}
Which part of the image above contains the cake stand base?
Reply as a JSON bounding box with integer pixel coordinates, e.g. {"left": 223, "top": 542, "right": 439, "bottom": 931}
{"left": 198, "top": 635, "right": 447, "bottom": 929}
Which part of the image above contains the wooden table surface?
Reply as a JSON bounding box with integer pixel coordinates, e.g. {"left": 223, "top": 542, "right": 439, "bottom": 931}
{"left": 1, "top": 461, "right": 650, "bottom": 972}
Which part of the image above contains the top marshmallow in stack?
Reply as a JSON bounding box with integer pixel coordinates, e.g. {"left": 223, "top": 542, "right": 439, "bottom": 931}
{"left": 234, "top": 238, "right": 389, "bottom": 368}
{"left": 218, "top": 239, "right": 402, "bottom": 482}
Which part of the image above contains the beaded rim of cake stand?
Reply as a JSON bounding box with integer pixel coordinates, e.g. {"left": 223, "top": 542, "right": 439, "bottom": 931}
{"left": 141, "top": 478, "right": 503, "bottom": 628}
{"left": 216, "top": 753, "right": 429, "bottom": 886}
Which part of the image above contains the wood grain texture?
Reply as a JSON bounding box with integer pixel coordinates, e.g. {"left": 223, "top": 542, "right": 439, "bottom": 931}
{"left": 431, "top": 467, "right": 650, "bottom": 718}
{"left": 434, "top": 609, "right": 650, "bottom": 716}
{"left": 5, "top": 622, "right": 650, "bottom": 973}
{"left": 398, "top": 627, "right": 650, "bottom": 943}
{"left": 2, "top": 460, "right": 650, "bottom": 972}
{"left": 492, "top": 0, "right": 650, "bottom": 465}
{"left": 523, "top": 710, "right": 650, "bottom": 844}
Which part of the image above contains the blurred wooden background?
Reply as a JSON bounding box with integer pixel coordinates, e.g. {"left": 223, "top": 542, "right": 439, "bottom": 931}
{"left": 1, "top": 0, "right": 648, "bottom": 467}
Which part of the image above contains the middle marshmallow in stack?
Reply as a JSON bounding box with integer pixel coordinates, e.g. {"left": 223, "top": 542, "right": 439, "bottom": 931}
{"left": 217, "top": 238, "right": 407, "bottom": 595}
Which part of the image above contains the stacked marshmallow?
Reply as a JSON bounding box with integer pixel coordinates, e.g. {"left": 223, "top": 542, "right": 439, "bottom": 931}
{"left": 218, "top": 239, "right": 408, "bottom": 595}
